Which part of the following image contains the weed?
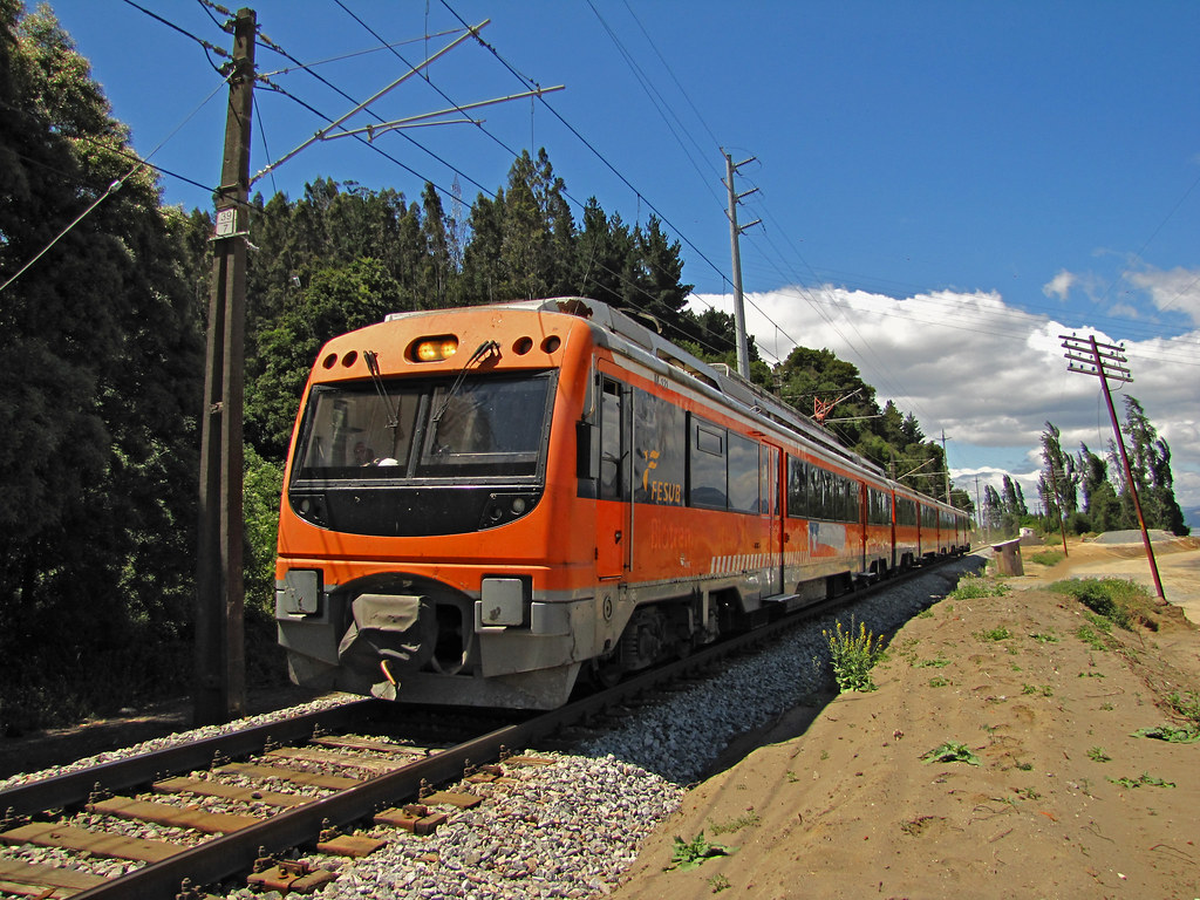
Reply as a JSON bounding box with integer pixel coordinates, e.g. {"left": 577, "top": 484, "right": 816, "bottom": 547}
{"left": 666, "top": 832, "right": 735, "bottom": 871}
{"left": 1166, "top": 690, "right": 1200, "bottom": 723}
{"left": 917, "top": 607, "right": 934, "bottom": 619}
{"left": 709, "top": 812, "right": 760, "bottom": 835}
{"left": 1100, "top": 702, "right": 1115, "bottom": 711}
{"left": 786, "top": 770, "right": 800, "bottom": 782}
{"left": 917, "top": 657, "right": 951, "bottom": 668}
{"left": 1022, "top": 684, "right": 1053, "bottom": 697}
{"left": 922, "top": 741, "right": 982, "bottom": 766}
{"left": 950, "top": 575, "right": 1011, "bottom": 600}
{"left": 1030, "top": 631, "right": 1059, "bottom": 643}
{"left": 708, "top": 873, "right": 731, "bottom": 893}
{"left": 1077, "top": 671, "right": 1106, "bottom": 678}
{"left": 1015, "top": 761, "right": 1033, "bottom": 771}
{"left": 975, "top": 626, "right": 1013, "bottom": 642}
{"left": 824, "top": 620, "right": 885, "bottom": 692}
{"left": 1086, "top": 746, "right": 1112, "bottom": 763}
{"left": 928, "top": 676, "right": 950, "bottom": 688}
{"left": 1075, "top": 624, "right": 1107, "bottom": 652}
{"left": 1132, "top": 724, "right": 1200, "bottom": 744}
{"left": 1108, "top": 773, "right": 1175, "bottom": 789}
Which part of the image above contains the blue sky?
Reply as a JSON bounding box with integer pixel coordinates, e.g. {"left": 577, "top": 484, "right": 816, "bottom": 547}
{"left": 47, "top": 1, "right": 1200, "bottom": 522}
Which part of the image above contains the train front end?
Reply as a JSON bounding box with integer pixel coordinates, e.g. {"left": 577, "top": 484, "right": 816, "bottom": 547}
{"left": 274, "top": 302, "right": 597, "bottom": 709}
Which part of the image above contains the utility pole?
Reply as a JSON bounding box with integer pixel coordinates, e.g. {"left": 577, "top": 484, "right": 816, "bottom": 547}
{"left": 938, "top": 429, "right": 952, "bottom": 505}
{"left": 723, "top": 150, "right": 760, "bottom": 380}
{"left": 1061, "top": 333, "right": 1166, "bottom": 601}
{"left": 196, "top": 7, "right": 256, "bottom": 724}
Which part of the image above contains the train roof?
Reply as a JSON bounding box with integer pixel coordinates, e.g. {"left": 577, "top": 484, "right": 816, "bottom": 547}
{"left": 383, "top": 297, "right": 967, "bottom": 516}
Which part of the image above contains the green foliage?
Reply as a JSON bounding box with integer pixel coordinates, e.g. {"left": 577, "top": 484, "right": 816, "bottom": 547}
{"left": 666, "top": 832, "right": 735, "bottom": 871}
{"left": 244, "top": 447, "right": 284, "bottom": 616}
{"left": 1029, "top": 550, "right": 1065, "bottom": 567}
{"left": 0, "top": 4, "right": 203, "bottom": 727}
{"left": 1086, "top": 746, "right": 1111, "bottom": 762}
{"left": 921, "top": 741, "right": 981, "bottom": 766}
{"left": 824, "top": 620, "right": 885, "bottom": 692}
{"left": 950, "top": 575, "right": 1010, "bottom": 600}
{"left": 1132, "top": 724, "right": 1200, "bottom": 744}
{"left": 1075, "top": 624, "right": 1108, "bottom": 651}
{"left": 708, "top": 873, "right": 732, "bottom": 893}
{"left": 1050, "top": 578, "right": 1144, "bottom": 630}
{"left": 1166, "top": 690, "right": 1200, "bottom": 723}
{"left": 975, "top": 626, "right": 1013, "bottom": 642}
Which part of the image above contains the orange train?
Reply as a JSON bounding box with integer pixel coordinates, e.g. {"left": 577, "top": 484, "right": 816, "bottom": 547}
{"left": 275, "top": 297, "right": 971, "bottom": 708}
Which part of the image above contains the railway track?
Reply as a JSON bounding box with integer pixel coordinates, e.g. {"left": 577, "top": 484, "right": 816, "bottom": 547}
{"left": 0, "top": 556, "right": 973, "bottom": 899}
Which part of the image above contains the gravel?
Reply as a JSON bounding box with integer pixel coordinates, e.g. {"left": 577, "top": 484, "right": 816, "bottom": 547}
{"left": 1, "top": 557, "right": 982, "bottom": 899}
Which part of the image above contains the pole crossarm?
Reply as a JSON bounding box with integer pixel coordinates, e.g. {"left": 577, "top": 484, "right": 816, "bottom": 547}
{"left": 326, "top": 85, "right": 565, "bottom": 142}
{"left": 251, "top": 19, "right": 491, "bottom": 185}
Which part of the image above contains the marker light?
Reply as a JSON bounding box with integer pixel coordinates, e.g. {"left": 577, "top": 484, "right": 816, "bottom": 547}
{"left": 411, "top": 335, "right": 459, "bottom": 362}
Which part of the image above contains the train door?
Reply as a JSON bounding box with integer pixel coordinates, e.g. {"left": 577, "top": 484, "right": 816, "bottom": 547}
{"left": 596, "top": 376, "right": 631, "bottom": 579}
{"left": 763, "top": 444, "right": 783, "bottom": 596}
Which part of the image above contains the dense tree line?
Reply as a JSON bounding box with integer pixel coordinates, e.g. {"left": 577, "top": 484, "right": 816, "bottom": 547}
{"left": 1033, "top": 398, "right": 1188, "bottom": 538}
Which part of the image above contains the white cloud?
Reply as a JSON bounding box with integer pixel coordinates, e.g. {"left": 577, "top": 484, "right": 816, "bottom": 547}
{"left": 1043, "top": 269, "right": 1076, "bottom": 301}
{"left": 690, "top": 285, "right": 1200, "bottom": 516}
{"left": 1124, "top": 266, "right": 1200, "bottom": 325}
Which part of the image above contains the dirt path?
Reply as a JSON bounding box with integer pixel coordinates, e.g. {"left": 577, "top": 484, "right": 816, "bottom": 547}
{"left": 612, "top": 538, "right": 1200, "bottom": 899}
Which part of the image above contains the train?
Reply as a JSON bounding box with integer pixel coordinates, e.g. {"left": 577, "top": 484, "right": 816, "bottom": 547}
{"left": 274, "top": 297, "right": 971, "bottom": 709}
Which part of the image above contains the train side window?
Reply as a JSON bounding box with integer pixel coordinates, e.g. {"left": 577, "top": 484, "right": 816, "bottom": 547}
{"left": 599, "top": 379, "right": 624, "bottom": 500}
{"left": 689, "top": 419, "right": 727, "bottom": 509}
{"left": 727, "top": 432, "right": 759, "bottom": 514}
{"left": 786, "top": 455, "right": 805, "bottom": 518}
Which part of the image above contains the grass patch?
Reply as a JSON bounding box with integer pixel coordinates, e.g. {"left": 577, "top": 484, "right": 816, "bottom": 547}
{"left": 922, "top": 741, "right": 982, "bottom": 766}
{"left": 1030, "top": 549, "right": 1065, "bottom": 567}
{"left": 1022, "top": 684, "right": 1053, "bottom": 697}
{"left": 1050, "top": 577, "right": 1156, "bottom": 631}
{"left": 1086, "top": 746, "right": 1112, "bottom": 762}
{"left": 1030, "top": 631, "right": 1059, "bottom": 643}
{"left": 666, "top": 832, "right": 735, "bottom": 871}
{"left": 1075, "top": 624, "right": 1108, "bottom": 651}
{"left": 949, "top": 575, "right": 1011, "bottom": 600}
{"left": 825, "top": 620, "right": 885, "bottom": 692}
{"left": 928, "top": 676, "right": 951, "bottom": 688}
{"left": 916, "top": 657, "right": 951, "bottom": 668}
{"left": 975, "top": 626, "right": 1013, "bottom": 642}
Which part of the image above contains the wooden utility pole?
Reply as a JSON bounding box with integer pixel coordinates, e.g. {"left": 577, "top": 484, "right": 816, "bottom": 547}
{"left": 723, "top": 151, "right": 760, "bottom": 380}
{"left": 1061, "top": 333, "right": 1166, "bottom": 601}
{"left": 196, "top": 7, "right": 256, "bottom": 724}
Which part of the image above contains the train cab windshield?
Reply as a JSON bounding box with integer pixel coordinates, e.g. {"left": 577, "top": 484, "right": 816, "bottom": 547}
{"left": 292, "top": 371, "right": 556, "bottom": 482}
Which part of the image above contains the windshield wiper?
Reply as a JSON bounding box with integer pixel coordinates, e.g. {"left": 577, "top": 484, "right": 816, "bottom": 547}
{"left": 364, "top": 349, "right": 403, "bottom": 443}
{"left": 431, "top": 340, "right": 500, "bottom": 424}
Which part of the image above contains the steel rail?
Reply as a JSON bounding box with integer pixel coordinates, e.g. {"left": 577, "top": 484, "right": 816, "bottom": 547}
{"left": 0, "top": 698, "right": 382, "bottom": 817}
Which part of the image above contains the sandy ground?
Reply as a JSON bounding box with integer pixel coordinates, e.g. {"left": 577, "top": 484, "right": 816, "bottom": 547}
{"left": 612, "top": 537, "right": 1200, "bottom": 900}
